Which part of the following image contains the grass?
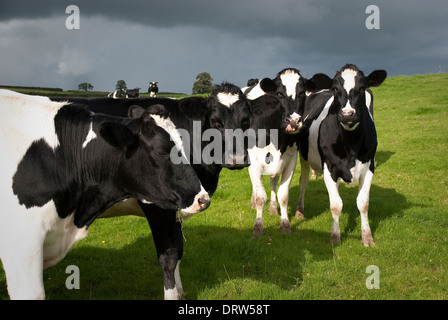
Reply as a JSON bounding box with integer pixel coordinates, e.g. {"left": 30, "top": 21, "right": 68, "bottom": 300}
{"left": 1, "top": 73, "right": 447, "bottom": 300}
{"left": 0, "top": 85, "right": 200, "bottom": 99}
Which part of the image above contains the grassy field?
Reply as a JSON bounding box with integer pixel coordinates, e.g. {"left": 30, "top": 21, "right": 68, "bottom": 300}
{"left": 0, "top": 85, "right": 191, "bottom": 99}
{"left": 0, "top": 74, "right": 447, "bottom": 300}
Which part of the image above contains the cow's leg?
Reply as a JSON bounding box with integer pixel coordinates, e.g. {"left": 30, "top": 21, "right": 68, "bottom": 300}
{"left": 174, "top": 220, "right": 184, "bottom": 297}
{"left": 269, "top": 176, "right": 279, "bottom": 215}
{"left": 277, "top": 152, "right": 297, "bottom": 233}
{"left": 249, "top": 165, "right": 266, "bottom": 237}
{"left": 358, "top": 170, "right": 375, "bottom": 246}
{"left": 295, "top": 155, "right": 310, "bottom": 219}
{"left": 142, "top": 204, "right": 183, "bottom": 300}
{"left": 1, "top": 230, "right": 45, "bottom": 299}
{"left": 323, "top": 164, "right": 343, "bottom": 244}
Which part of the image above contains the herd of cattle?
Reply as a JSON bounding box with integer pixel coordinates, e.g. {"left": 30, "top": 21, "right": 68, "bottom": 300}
{"left": 0, "top": 64, "right": 386, "bottom": 299}
{"left": 107, "top": 81, "right": 159, "bottom": 99}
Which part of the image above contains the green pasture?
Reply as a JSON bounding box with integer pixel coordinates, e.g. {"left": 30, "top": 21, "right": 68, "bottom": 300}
{"left": 0, "top": 85, "right": 191, "bottom": 99}
{"left": 0, "top": 74, "right": 447, "bottom": 299}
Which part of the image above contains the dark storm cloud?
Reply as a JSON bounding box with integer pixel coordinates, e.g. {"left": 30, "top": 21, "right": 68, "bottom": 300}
{"left": 1, "top": 1, "right": 447, "bottom": 92}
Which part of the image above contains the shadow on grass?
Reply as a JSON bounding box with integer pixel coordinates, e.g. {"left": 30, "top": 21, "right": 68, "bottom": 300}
{"left": 0, "top": 223, "right": 332, "bottom": 300}
{"left": 0, "top": 170, "right": 408, "bottom": 300}
{"left": 287, "top": 172, "right": 409, "bottom": 244}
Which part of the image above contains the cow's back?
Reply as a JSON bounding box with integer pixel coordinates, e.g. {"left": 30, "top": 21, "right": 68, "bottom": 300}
{"left": 0, "top": 90, "right": 66, "bottom": 197}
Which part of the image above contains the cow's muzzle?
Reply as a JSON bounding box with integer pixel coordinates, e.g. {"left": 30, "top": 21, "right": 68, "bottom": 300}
{"left": 179, "top": 187, "right": 211, "bottom": 219}
{"left": 284, "top": 114, "right": 303, "bottom": 134}
{"left": 339, "top": 110, "right": 360, "bottom": 131}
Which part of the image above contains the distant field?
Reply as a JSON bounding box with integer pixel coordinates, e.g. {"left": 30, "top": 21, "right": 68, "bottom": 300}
{"left": 1, "top": 74, "right": 447, "bottom": 300}
{"left": 0, "top": 85, "right": 190, "bottom": 99}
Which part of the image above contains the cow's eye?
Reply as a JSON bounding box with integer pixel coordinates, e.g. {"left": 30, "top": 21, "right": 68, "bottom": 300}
{"left": 154, "top": 149, "right": 170, "bottom": 159}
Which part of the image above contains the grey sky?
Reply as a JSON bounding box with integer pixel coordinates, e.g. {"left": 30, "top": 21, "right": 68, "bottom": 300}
{"left": 1, "top": 0, "right": 447, "bottom": 93}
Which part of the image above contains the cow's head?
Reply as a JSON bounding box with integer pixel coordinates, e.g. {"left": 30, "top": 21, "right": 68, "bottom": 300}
{"left": 246, "top": 69, "right": 331, "bottom": 135}
{"left": 101, "top": 104, "right": 210, "bottom": 218}
{"left": 331, "top": 64, "right": 387, "bottom": 131}
{"left": 273, "top": 68, "right": 332, "bottom": 134}
{"left": 205, "top": 83, "right": 251, "bottom": 169}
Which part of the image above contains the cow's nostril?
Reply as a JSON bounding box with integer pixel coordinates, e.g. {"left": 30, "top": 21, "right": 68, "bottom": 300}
{"left": 198, "top": 196, "right": 210, "bottom": 209}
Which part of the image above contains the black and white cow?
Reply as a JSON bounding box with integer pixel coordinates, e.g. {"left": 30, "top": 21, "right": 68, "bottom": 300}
{"left": 0, "top": 90, "right": 210, "bottom": 299}
{"left": 107, "top": 88, "right": 126, "bottom": 99}
{"left": 296, "top": 64, "right": 387, "bottom": 246}
{"left": 50, "top": 82, "right": 251, "bottom": 299}
{"left": 244, "top": 69, "right": 331, "bottom": 236}
{"left": 126, "top": 88, "right": 140, "bottom": 98}
{"left": 149, "top": 81, "right": 159, "bottom": 97}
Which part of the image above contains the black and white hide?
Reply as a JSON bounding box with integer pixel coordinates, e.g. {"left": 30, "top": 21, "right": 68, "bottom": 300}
{"left": 296, "top": 64, "right": 387, "bottom": 246}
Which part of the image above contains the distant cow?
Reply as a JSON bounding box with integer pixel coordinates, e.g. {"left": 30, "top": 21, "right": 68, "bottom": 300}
{"left": 50, "top": 82, "right": 251, "bottom": 299}
{"left": 296, "top": 64, "right": 387, "bottom": 246}
{"left": 149, "top": 81, "right": 159, "bottom": 97}
{"left": 244, "top": 69, "right": 331, "bottom": 236}
{"left": 107, "top": 89, "right": 126, "bottom": 99}
{"left": 0, "top": 90, "right": 209, "bottom": 299}
{"left": 126, "top": 88, "right": 140, "bottom": 98}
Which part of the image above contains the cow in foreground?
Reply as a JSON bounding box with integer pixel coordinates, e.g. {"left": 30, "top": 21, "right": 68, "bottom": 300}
{"left": 297, "top": 64, "right": 387, "bottom": 246}
{"left": 50, "top": 82, "right": 251, "bottom": 299}
{"left": 244, "top": 68, "right": 331, "bottom": 236}
{"left": 0, "top": 90, "right": 209, "bottom": 299}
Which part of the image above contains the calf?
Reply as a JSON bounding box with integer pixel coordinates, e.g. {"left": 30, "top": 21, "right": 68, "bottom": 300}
{"left": 149, "top": 81, "right": 159, "bottom": 97}
{"left": 50, "top": 82, "right": 251, "bottom": 299}
{"left": 244, "top": 69, "right": 331, "bottom": 236}
{"left": 296, "top": 64, "right": 386, "bottom": 246}
{"left": 0, "top": 90, "right": 209, "bottom": 299}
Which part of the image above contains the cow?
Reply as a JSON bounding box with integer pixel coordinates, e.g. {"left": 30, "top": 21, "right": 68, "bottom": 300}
{"left": 50, "top": 82, "right": 251, "bottom": 299}
{"left": 241, "top": 78, "right": 259, "bottom": 95}
{"left": 107, "top": 89, "right": 126, "bottom": 99}
{"left": 244, "top": 68, "right": 332, "bottom": 237}
{"left": 149, "top": 81, "right": 159, "bottom": 97}
{"left": 296, "top": 64, "right": 387, "bottom": 246}
{"left": 126, "top": 88, "right": 140, "bottom": 98}
{"left": 0, "top": 89, "right": 210, "bottom": 299}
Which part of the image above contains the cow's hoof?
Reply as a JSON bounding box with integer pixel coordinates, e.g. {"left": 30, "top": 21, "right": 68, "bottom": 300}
{"left": 330, "top": 232, "right": 341, "bottom": 244}
{"left": 295, "top": 211, "right": 305, "bottom": 220}
{"left": 280, "top": 219, "right": 292, "bottom": 234}
{"left": 253, "top": 221, "right": 263, "bottom": 238}
{"left": 362, "top": 234, "right": 375, "bottom": 247}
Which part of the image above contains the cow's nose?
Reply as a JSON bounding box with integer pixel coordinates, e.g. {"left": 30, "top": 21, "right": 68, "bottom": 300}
{"left": 198, "top": 195, "right": 210, "bottom": 211}
{"left": 341, "top": 109, "right": 355, "bottom": 118}
{"left": 285, "top": 116, "right": 302, "bottom": 134}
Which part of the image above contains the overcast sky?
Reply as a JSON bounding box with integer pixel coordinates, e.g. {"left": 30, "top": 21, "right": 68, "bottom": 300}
{"left": 1, "top": 0, "right": 447, "bottom": 93}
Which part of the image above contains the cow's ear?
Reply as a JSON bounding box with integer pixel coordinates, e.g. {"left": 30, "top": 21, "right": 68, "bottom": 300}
{"left": 307, "top": 73, "right": 332, "bottom": 92}
{"left": 366, "top": 70, "right": 387, "bottom": 87}
{"left": 259, "top": 78, "right": 276, "bottom": 93}
{"left": 128, "top": 105, "right": 146, "bottom": 118}
{"left": 180, "top": 97, "right": 208, "bottom": 120}
{"left": 100, "top": 122, "right": 139, "bottom": 158}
